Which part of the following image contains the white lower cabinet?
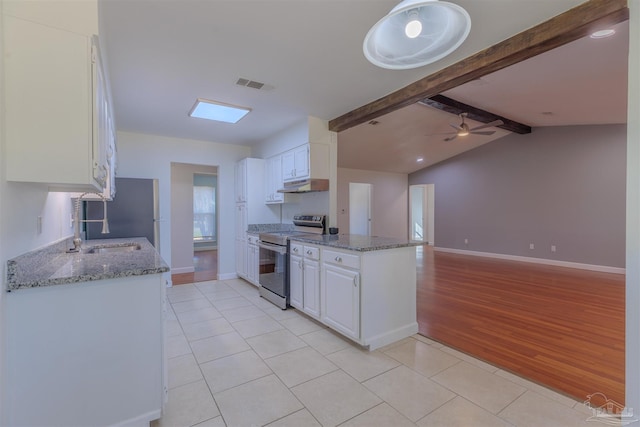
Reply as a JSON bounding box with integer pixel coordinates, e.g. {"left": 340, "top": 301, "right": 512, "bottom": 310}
{"left": 246, "top": 234, "right": 259, "bottom": 286}
{"left": 303, "top": 257, "right": 321, "bottom": 319}
{"left": 288, "top": 243, "right": 320, "bottom": 319}
{"left": 235, "top": 238, "right": 246, "bottom": 279}
{"left": 289, "top": 252, "right": 303, "bottom": 309}
{"left": 6, "top": 274, "right": 165, "bottom": 426}
{"left": 321, "top": 262, "right": 360, "bottom": 340}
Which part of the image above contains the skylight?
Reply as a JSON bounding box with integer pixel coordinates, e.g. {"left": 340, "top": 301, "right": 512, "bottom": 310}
{"left": 189, "top": 98, "right": 251, "bottom": 124}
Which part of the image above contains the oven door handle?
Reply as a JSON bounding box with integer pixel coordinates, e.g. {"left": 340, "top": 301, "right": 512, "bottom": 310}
{"left": 257, "top": 240, "right": 288, "bottom": 255}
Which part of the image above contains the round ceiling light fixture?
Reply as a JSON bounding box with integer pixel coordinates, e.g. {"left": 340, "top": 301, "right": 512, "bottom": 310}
{"left": 363, "top": 0, "right": 471, "bottom": 70}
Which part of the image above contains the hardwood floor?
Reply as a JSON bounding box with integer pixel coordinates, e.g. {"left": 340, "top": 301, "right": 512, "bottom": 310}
{"left": 417, "top": 246, "right": 625, "bottom": 404}
{"left": 172, "top": 249, "right": 218, "bottom": 285}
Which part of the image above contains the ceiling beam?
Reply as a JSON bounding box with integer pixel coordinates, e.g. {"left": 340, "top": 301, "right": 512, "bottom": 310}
{"left": 419, "top": 95, "right": 532, "bottom": 135}
{"left": 329, "top": 0, "right": 628, "bottom": 133}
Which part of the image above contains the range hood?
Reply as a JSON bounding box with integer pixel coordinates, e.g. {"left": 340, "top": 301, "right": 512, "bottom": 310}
{"left": 278, "top": 178, "right": 329, "bottom": 193}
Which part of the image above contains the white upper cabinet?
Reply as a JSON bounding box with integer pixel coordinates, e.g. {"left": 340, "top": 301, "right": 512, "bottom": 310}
{"left": 235, "top": 159, "right": 247, "bottom": 203}
{"left": 282, "top": 143, "right": 329, "bottom": 183}
{"left": 265, "top": 155, "right": 284, "bottom": 204}
{"left": 3, "top": 11, "right": 116, "bottom": 193}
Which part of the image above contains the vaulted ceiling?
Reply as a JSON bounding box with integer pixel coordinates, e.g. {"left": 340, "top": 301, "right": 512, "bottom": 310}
{"left": 99, "top": 0, "right": 629, "bottom": 174}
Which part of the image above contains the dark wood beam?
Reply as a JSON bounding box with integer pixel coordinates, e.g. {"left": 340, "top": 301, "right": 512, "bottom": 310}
{"left": 329, "top": 0, "right": 628, "bottom": 133}
{"left": 419, "top": 95, "right": 532, "bottom": 135}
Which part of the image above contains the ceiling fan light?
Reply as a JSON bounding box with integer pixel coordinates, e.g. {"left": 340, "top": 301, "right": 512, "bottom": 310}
{"left": 363, "top": 0, "right": 471, "bottom": 70}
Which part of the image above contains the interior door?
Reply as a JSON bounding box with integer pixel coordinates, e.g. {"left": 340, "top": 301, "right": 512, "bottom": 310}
{"left": 349, "top": 182, "right": 371, "bottom": 235}
{"left": 409, "top": 184, "right": 434, "bottom": 244}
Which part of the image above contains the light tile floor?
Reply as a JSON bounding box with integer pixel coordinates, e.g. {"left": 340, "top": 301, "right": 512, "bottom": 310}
{"left": 154, "top": 278, "right": 598, "bottom": 427}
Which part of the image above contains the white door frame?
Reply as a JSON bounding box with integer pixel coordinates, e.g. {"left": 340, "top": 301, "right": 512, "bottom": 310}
{"left": 409, "top": 184, "right": 434, "bottom": 245}
{"left": 349, "top": 182, "right": 371, "bottom": 235}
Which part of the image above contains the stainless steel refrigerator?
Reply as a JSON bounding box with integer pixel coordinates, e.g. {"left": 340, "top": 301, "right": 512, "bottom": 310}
{"left": 85, "top": 177, "right": 160, "bottom": 248}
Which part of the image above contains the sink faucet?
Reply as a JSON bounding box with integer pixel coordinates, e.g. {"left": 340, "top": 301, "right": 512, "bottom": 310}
{"left": 68, "top": 192, "right": 110, "bottom": 253}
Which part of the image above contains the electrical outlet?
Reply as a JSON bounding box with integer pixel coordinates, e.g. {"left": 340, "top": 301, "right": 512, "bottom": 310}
{"left": 529, "top": 243, "right": 535, "bottom": 250}
{"left": 551, "top": 245, "right": 556, "bottom": 252}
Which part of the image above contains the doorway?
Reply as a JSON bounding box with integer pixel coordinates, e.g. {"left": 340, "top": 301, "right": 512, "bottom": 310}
{"left": 409, "top": 184, "right": 434, "bottom": 244}
{"left": 349, "top": 182, "right": 371, "bottom": 235}
{"left": 170, "top": 163, "right": 219, "bottom": 285}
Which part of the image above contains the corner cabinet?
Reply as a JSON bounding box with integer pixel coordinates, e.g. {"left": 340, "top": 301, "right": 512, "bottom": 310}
{"left": 4, "top": 15, "right": 116, "bottom": 193}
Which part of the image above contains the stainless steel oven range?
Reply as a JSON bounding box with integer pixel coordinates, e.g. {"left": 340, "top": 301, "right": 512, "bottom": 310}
{"left": 257, "top": 215, "right": 326, "bottom": 309}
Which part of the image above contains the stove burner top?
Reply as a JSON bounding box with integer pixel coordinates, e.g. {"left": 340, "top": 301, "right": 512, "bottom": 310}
{"left": 258, "top": 214, "right": 326, "bottom": 246}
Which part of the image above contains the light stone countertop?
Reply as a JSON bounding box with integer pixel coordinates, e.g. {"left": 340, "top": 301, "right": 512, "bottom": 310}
{"left": 288, "top": 234, "right": 424, "bottom": 252}
{"left": 6, "top": 237, "right": 169, "bottom": 291}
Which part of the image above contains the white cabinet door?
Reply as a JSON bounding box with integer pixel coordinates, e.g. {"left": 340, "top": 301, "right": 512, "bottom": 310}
{"left": 235, "top": 159, "right": 247, "bottom": 203}
{"left": 247, "top": 243, "right": 258, "bottom": 285}
{"left": 293, "top": 145, "right": 310, "bottom": 179}
{"left": 235, "top": 239, "right": 247, "bottom": 279}
{"left": 4, "top": 16, "right": 108, "bottom": 192}
{"left": 289, "top": 254, "right": 303, "bottom": 309}
{"left": 282, "top": 145, "right": 310, "bottom": 182}
{"left": 235, "top": 203, "right": 247, "bottom": 240}
{"left": 303, "top": 259, "right": 321, "bottom": 319}
{"left": 265, "top": 155, "right": 284, "bottom": 204}
{"left": 322, "top": 263, "right": 360, "bottom": 340}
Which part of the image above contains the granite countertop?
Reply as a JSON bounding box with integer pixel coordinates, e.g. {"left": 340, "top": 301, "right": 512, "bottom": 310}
{"left": 6, "top": 237, "right": 170, "bottom": 291}
{"left": 289, "top": 234, "right": 424, "bottom": 252}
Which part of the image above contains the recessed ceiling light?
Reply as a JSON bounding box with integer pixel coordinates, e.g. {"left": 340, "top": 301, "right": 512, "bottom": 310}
{"left": 189, "top": 98, "right": 251, "bottom": 124}
{"left": 590, "top": 29, "right": 615, "bottom": 39}
{"left": 417, "top": 157, "right": 424, "bottom": 163}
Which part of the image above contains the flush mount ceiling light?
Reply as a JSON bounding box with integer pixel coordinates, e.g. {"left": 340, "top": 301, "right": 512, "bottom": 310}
{"left": 363, "top": 0, "right": 471, "bottom": 70}
{"left": 590, "top": 29, "right": 616, "bottom": 39}
{"left": 188, "top": 98, "right": 251, "bottom": 124}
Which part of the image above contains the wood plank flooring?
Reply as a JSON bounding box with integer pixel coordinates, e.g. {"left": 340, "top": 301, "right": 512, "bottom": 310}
{"left": 172, "top": 249, "right": 218, "bottom": 285}
{"left": 416, "top": 246, "right": 625, "bottom": 404}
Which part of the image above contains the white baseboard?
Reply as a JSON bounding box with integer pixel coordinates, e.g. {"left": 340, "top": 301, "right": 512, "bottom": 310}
{"left": 434, "top": 247, "right": 625, "bottom": 275}
{"left": 365, "top": 323, "right": 419, "bottom": 351}
{"left": 108, "top": 409, "right": 161, "bottom": 427}
{"left": 217, "top": 272, "right": 238, "bottom": 280}
{"left": 171, "top": 266, "right": 194, "bottom": 274}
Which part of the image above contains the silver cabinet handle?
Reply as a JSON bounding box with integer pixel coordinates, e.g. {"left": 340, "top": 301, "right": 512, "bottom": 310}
{"left": 293, "top": 247, "right": 299, "bottom": 253}
{"left": 354, "top": 274, "right": 359, "bottom": 287}
{"left": 306, "top": 250, "right": 312, "bottom": 255}
{"left": 335, "top": 256, "right": 342, "bottom": 262}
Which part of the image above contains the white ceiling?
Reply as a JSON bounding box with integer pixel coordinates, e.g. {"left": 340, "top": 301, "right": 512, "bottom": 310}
{"left": 99, "top": 0, "right": 628, "bottom": 174}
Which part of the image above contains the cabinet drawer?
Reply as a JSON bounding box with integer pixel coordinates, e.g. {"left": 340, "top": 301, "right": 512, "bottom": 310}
{"left": 303, "top": 246, "right": 320, "bottom": 260}
{"left": 290, "top": 243, "right": 304, "bottom": 256}
{"left": 323, "top": 249, "right": 360, "bottom": 270}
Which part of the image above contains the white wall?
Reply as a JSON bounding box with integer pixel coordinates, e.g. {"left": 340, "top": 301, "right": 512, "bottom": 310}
{"left": 170, "top": 163, "right": 217, "bottom": 273}
{"left": 116, "top": 131, "right": 250, "bottom": 280}
{"left": 337, "top": 168, "right": 408, "bottom": 239}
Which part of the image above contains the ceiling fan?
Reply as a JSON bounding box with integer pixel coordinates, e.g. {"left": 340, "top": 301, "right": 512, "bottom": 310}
{"left": 443, "top": 113, "right": 504, "bottom": 141}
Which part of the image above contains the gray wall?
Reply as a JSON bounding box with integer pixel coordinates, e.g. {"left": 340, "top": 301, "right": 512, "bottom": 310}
{"left": 409, "top": 124, "right": 626, "bottom": 268}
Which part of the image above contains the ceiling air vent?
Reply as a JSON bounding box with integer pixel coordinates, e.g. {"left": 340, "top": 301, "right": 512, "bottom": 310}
{"left": 236, "top": 77, "right": 271, "bottom": 90}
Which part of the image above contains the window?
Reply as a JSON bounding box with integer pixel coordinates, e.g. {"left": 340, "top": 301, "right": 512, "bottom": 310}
{"left": 193, "top": 175, "right": 216, "bottom": 242}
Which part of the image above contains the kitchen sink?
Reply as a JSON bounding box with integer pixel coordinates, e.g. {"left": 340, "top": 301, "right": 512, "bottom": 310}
{"left": 86, "top": 243, "right": 142, "bottom": 254}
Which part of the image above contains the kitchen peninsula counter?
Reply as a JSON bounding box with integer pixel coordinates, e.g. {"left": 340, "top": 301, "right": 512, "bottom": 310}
{"left": 289, "top": 234, "right": 423, "bottom": 252}
{"left": 288, "top": 233, "right": 420, "bottom": 350}
{"left": 5, "top": 236, "right": 168, "bottom": 426}
{"left": 6, "top": 237, "right": 169, "bottom": 291}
